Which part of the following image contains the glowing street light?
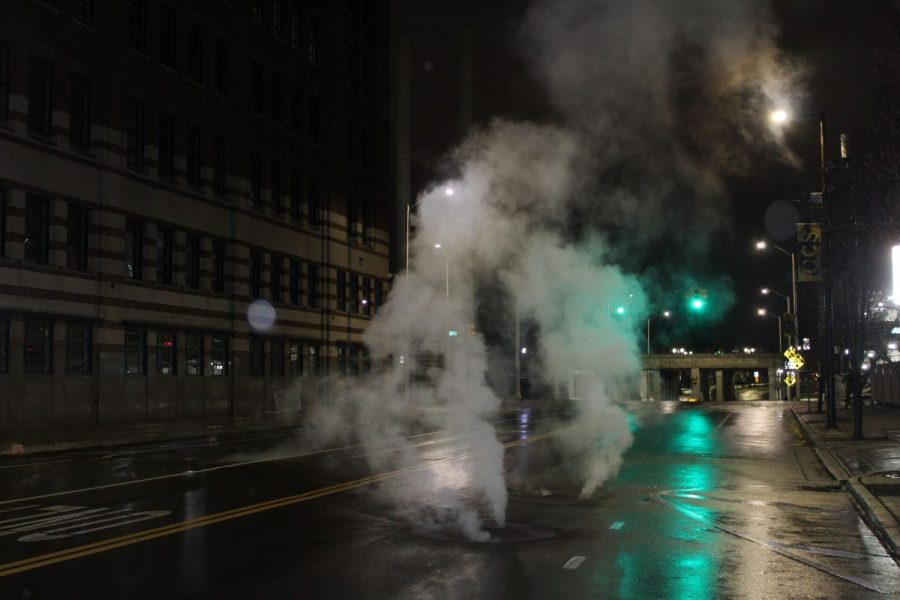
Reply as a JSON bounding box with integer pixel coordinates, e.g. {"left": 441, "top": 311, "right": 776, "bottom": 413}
{"left": 444, "top": 186, "right": 455, "bottom": 197}
{"left": 755, "top": 239, "right": 798, "bottom": 353}
{"left": 770, "top": 109, "right": 789, "bottom": 124}
{"left": 761, "top": 286, "right": 791, "bottom": 315}
{"left": 646, "top": 310, "right": 671, "bottom": 355}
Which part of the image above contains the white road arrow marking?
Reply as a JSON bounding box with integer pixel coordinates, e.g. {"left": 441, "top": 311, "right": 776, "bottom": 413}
{"left": 563, "top": 556, "right": 586, "bottom": 570}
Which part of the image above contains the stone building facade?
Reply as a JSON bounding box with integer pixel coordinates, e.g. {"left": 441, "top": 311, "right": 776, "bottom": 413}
{"left": 0, "top": 0, "right": 390, "bottom": 430}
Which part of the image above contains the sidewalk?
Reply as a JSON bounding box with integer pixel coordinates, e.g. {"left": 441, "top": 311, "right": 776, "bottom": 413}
{"left": 1, "top": 412, "right": 303, "bottom": 457}
{"left": 791, "top": 400, "right": 900, "bottom": 558}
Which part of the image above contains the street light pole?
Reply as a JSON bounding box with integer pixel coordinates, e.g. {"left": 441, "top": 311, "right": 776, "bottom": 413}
{"left": 646, "top": 311, "right": 670, "bottom": 355}
{"left": 819, "top": 111, "right": 838, "bottom": 429}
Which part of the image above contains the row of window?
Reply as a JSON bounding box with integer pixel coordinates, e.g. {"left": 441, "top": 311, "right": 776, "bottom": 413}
{"left": 124, "top": 330, "right": 228, "bottom": 376}
{"left": 0, "top": 320, "right": 91, "bottom": 375}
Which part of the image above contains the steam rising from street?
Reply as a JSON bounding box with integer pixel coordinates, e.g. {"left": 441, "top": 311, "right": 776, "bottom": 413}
{"left": 305, "top": 0, "right": 801, "bottom": 539}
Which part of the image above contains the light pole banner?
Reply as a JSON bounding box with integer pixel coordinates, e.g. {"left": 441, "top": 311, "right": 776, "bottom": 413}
{"left": 797, "top": 223, "right": 823, "bottom": 282}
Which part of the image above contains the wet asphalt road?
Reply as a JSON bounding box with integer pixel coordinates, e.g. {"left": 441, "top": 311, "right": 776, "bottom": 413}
{"left": 0, "top": 401, "right": 898, "bottom": 599}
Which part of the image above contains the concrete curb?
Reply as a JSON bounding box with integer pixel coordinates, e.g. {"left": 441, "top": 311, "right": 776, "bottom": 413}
{"left": 847, "top": 477, "right": 899, "bottom": 558}
{"left": 790, "top": 407, "right": 848, "bottom": 483}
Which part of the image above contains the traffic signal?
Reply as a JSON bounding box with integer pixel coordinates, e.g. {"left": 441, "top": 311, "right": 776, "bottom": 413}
{"left": 686, "top": 287, "right": 707, "bottom": 312}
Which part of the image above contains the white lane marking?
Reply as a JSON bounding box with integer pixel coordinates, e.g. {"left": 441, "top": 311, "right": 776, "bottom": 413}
{"left": 0, "top": 508, "right": 131, "bottom": 536}
{"left": 0, "top": 505, "right": 83, "bottom": 526}
{"left": 715, "top": 413, "right": 734, "bottom": 430}
{"left": 563, "top": 556, "right": 586, "bottom": 570}
{"left": 0, "top": 431, "right": 475, "bottom": 506}
{"left": 609, "top": 521, "right": 625, "bottom": 530}
{"left": 18, "top": 510, "right": 172, "bottom": 542}
{"left": 0, "top": 504, "right": 42, "bottom": 515}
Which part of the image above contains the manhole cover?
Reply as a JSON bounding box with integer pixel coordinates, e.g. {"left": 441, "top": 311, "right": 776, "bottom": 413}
{"left": 414, "top": 522, "right": 556, "bottom": 544}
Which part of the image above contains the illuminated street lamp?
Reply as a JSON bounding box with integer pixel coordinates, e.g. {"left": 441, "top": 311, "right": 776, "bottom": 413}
{"left": 646, "top": 310, "right": 671, "bottom": 355}
{"left": 761, "top": 287, "right": 792, "bottom": 316}
{"left": 759, "top": 307, "right": 787, "bottom": 401}
{"left": 770, "top": 109, "right": 789, "bottom": 125}
{"left": 755, "top": 240, "right": 798, "bottom": 349}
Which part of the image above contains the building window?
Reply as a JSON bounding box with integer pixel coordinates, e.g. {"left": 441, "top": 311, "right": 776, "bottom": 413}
{"left": 306, "top": 341, "right": 319, "bottom": 376}
{"left": 156, "top": 332, "right": 176, "bottom": 374}
{"left": 158, "top": 112, "right": 175, "bottom": 177}
{"left": 290, "top": 3, "right": 301, "bottom": 50}
{"left": 126, "top": 99, "right": 145, "bottom": 168}
{"left": 0, "top": 320, "right": 8, "bottom": 373}
{"left": 270, "top": 339, "right": 284, "bottom": 376}
{"left": 69, "top": 74, "right": 92, "bottom": 149}
{"left": 250, "top": 0, "right": 262, "bottom": 24}
{"left": 188, "top": 23, "right": 205, "bottom": 83}
{"left": 349, "top": 273, "right": 359, "bottom": 314}
{"left": 160, "top": 5, "right": 178, "bottom": 70}
{"left": 65, "top": 323, "right": 91, "bottom": 375}
{"left": 214, "top": 39, "right": 229, "bottom": 96}
{"left": 186, "top": 125, "right": 203, "bottom": 186}
{"left": 272, "top": 1, "right": 283, "bottom": 38}
{"left": 0, "top": 189, "right": 6, "bottom": 258}
{"left": 289, "top": 341, "right": 301, "bottom": 376}
{"left": 125, "top": 330, "right": 145, "bottom": 374}
{"left": 185, "top": 235, "right": 200, "bottom": 289}
{"left": 270, "top": 161, "right": 282, "bottom": 212}
{"left": 24, "top": 322, "right": 52, "bottom": 374}
{"left": 337, "top": 269, "right": 346, "bottom": 312}
{"left": 0, "top": 44, "right": 9, "bottom": 122}
{"left": 249, "top": 249, "right": 261, "bottom": 298}
{"left": 271, "top": 74, "right": 283, "bottom": 124}
{"left": 129, "top": 0, "right": 148, "bottom": 53}
{"left": 24, "top": 196, "right": 49, "bottom": 265}
{"left": 211, "top": 334, "right": 227, "bottom": 375}
{"left": 271, "top": 254, "right": 283, "bottom": 302}
{"left": 74, "top": 0, "right": 95, "bottom": 26}
{"left": 251, "top": 61, "right": 264, "bottom": 115}
{"left": 156, "top": 227, "right": 173, "bottom": 284}
{"left": 289, "top": 259, "right": 300, "bottom": 304}
{"left": 249, "top": 336, "right": 264, "bottom": 375}
{"left": 125, "top": 220, "right": 143, "bottom": 279}
{"left": 308, "top": 176, "right": 320, "bottom": 226}
{"left": 28, "top": 56, "right": 53, "bottom": 136}
{"left": 290, "top": 170, "right": 302, "bottom": 220}
{"left": 211, "top": 240, "right": 225, "bottom": 293}
{"left": 375, "top": 279, "right": 384, "bottom": 308}
{"left": 66, "top": 204, "right": 90, "bottom": 271}
{"left": 249, "top": 153, "right": 261, "bottom": 208}
{"left": 291, "top": 86, "right": 303, "bottom": 134}
{"left": 307, "top": 264, "right": 319, "bottom": 308}
{"left": 337, "top": 343, "right": 346, "bottom": 376}
{"left": 185, "top": 333, "right": 202, "bottom": 375}
{"left": 362, "top": 277, "right": 371, "bottom": 316}
{"left": 212, "top": 136, "right": 227, "bottom": 194}
{"left": 307, "top": 16, "right": 318, "bottom": 64}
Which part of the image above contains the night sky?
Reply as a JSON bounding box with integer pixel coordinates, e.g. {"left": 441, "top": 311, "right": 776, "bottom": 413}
{"left": 392, "top": 0, "right": 900, "bottom": 353}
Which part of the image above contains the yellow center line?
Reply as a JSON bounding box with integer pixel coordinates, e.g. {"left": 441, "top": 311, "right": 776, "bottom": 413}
{"left": 0, "top": 428, "right": 559, "bottom": 578}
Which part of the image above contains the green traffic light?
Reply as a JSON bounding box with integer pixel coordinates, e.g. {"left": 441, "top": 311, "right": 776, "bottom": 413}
{"left": 689, "top": 297, "right": 705, "bottom": 311}
{"left": 616, "top": 306, "right": 626, "bottom": 315}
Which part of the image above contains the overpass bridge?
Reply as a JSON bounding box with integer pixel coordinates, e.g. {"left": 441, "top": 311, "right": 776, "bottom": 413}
{"left": 640, "top": 353, "right": 783, "bottom": 402}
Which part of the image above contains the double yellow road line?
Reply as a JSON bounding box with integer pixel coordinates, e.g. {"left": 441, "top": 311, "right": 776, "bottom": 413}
{"left": 0, "top": 429, "right": 557, "bottom": 578}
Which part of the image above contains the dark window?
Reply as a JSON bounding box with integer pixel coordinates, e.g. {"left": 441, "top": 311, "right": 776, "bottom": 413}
{"left": 308, "top": 176, "right": 319, "bottom": 226}
{"left": 307, "top": 264, "right": 318, "bottom": 308}
{"left": 337, "top": 269, "right": 346, "bottom": 312}
{"left": 188, "top": 23, "right": 204, "bottom": 82}
{"left": 73, "top": 0, "right": 95, "bottom": 27}
{"left": 129, "top": 0, "right": 148, "bottom": 53}
{"left": 272, "top": 1, "right": 283, "bottom": 38}
{"left": 249, "top": 249, "right": 261, "bottom": 298}
{"left": 185, "top": 333, "right": 202, "bottom": 375}
{"left": 306, "top": 341, "right": 319, "bottom": 376}
{"left": 158, "top": 112, "right": 175, "bottom": 177}
{"left": 290, "top": 170, "right": 302, "bottom": 220}
{"left": 347, "top": 191, "right": 358, "bottom": 239}
{"left": 289, "top": 259, "right": 300, "bottom": 304}
{"left": 212, "top": 136, "right": 226, "bottom": 193}
{"left": 251, "top": 62, "right": 264, "bottom": 115}
{"left": 375, "top": 279, "right": 384, "bottom": 307}
{"left": 125, "top": 330, "right": 145, "bottom": 374}
{"left": 362, "top": 277, "right": 371, "bottom": 316}
{"left": 270, "top": 339, "right": 284, "bottom": 376}
{"left": 0, "top": 45, "right": 9, "bottom": 122}
{"left": 24, "top": 196, "right": 49, "bottom": 265}
{"left": 249, "top": 153, "right": 261, "bottom": 208}
{"left": 24, "top": 322, "right": 52, "bottom": 374}
{"left": 125, "top": 220, "right": 143, "bottom": 279}
{"left": 69, "top": 74, "right": 92, "bottom": 149}
{"left": 249, "top": 336, "right": 264, "bottom": 375}
{"left": 126, "top": 99, "right": 145, "bottom": 167}
{"left": 214, "top": 39, "right": 229, "bottom": 95}
{"left": 308, "top": 94, "right": 319, "bottom": 143}
{"left": 271, "top": 254, "right": 282, "bottom": 302}
{"left": 157, "top": 332, "right": 176, "bottom": 374}
{"left": 157, "top": 227, "right": 173, "bottom": 284}
{"left": 211, "top": 240, "right": 225, "bottom": 293}
{"left": 307, "top": 17, "right": 318, "bottom": 63}
{"left": 337, "top": 343, "right": 346, "bottom": 376}
{"left": 211, "top": 334, "right": 227, "bottom": 375}
{"left": 28, "top": 56, "right": 53, "bottom": 136}
{"left": 271, "top": 74, "right": 283, "bottom": 124}
{"left": 185, "top": 235, "right": 200, "bottom": 289}
{"left": 271, "top": 161, "right": 282, "bottom": 212}
{"left": 0, "top": 320, "right": 8, "bottom": 373}
{"left": 160, "top": 6, "right": 178, "bottom": 70}
{"left": 0, "top": 189, "right": 6, "bottom": 258}
{"left": 250, "top": 0, "right": 262, "bottom": 24}
{"left": 291, "top": 86, "right": 303, "bottom": 134}
{"left": 349, "top": 273, "right": 359, "bottom": 314}
{"left": 290, "top": 3, "right": 301, "bottom": 50}
{"left": 288, "top": 341, "right": 301, "bottom": 376}
{"left": 66, "top": 204, "right": 90, "bottom": 270}
{"left": 186, "top": 125, "right": 203, "bottom": 186}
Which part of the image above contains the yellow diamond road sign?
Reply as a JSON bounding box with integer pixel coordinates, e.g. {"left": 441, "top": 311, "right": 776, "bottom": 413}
{"left": 784, "top": 373, "right": 797, "bottom": 387}
{"left": 784, "top": 348, "right": 804, "bottom": 370}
